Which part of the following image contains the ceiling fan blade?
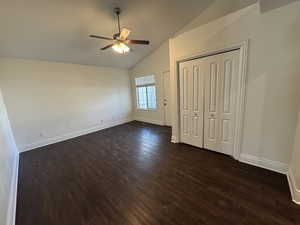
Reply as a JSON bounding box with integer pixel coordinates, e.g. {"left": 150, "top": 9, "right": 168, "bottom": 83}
{"left": 119, "top": 28, "right": 131, "bottom": 40}
{"left": 101, "top": 44, "right": 114, "bottom": 50}
{"left": 127, "top": 40, "right": 150, "bottom": 45}
{"left": 90, "top": 35, "right": 114, "bottom": 41}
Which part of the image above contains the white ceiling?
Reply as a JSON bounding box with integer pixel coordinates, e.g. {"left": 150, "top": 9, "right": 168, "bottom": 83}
{"left": 0, "top": 0, "right": 251, "bottom": 69}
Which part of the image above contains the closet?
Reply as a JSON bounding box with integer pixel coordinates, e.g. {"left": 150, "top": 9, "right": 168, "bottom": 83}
{"left": 179, "top": 49, "right": 240, "bottom": 156}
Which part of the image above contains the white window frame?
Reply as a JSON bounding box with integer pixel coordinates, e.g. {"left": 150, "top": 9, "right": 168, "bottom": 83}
{"left": 135, "top": 77, "right": 157, "bottom": 111}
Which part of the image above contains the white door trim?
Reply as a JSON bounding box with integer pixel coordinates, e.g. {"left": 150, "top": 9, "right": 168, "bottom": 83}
{"left": 173, "top": 40, "right": 249, "bottom": 160}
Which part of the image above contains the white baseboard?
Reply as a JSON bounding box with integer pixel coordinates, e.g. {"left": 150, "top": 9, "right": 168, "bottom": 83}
{"left": 287, "top": 168, "right": 300, "bottom": 205}
{"left": 6, "top": 153, "right": 19, "bottom": 225}
{"left": 171, "top": 135, "right": 179, "bottom": 143}
{"left": 19, "top": 118, "right": 133, "bottom": 152}
{"left": 239, "top": 153, "right": 288, "bottom": 174}
{"left": 134, "top": 117, "right": 165, "bottom": 126}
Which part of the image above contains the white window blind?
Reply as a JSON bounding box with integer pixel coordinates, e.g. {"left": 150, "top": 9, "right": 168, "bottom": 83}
{"left": 135, "top": 75, "right": 157, "bottom": 110}
{"left": 135, "top": 75, "right": 155, "bottom": 86}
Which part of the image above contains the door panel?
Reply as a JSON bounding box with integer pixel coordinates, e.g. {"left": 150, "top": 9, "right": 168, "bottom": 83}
{"left": 223, "top": 60, "right": 232, "bottom": 113}
{"left": 179, "top": 59, "right": 204, "bottom": 148}
{"left": 209, "top": 62, "right": 218, "bottom": 113}
{"left": 190, "top": 64, "right": 203, "bottom": 142}
{"left": 204, "top": 55, "right": 221, "bottom": 152}
{"left": 208, "top": 118, "right": 217, "bottom": 141}
{"left": 183, "top": 115, "right": 189, "bottom": 135}
{"left": 218, "top": 50, "right": 240, "bottom": 155}
{"left": 193, "top": 66, "right": 200, "bottom": 111}
{"left": 192, "top": 116, "right": 199, "bottom": 137}
{"left": 183, "top": 68, "right": 189, "bottom": 110}
{"left": 180, "top": 64, "right": 191, "bottom": 141}
{"left": 203, "top": 50, "right": 240, "bottom": 155}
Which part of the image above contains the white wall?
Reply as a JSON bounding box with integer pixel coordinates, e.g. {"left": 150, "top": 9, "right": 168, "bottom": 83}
{"left": 130, "top": 41, "right": 170, "bottom": 125}
{"left": 0, "top": 88, "right": 18, "bottom": 225}
{"left": 0, "top": 58, "right": 132, "bottom": 151}
{"left": 170, "top": 3, "right": 300, "bottom": 168}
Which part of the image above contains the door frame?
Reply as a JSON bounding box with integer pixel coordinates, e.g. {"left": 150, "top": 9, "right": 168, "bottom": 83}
{"left": 162, "top": 70, "right": 171, "bottom": 126}
{"left": 173, "top": 40, "right": 249, "bottom": 160}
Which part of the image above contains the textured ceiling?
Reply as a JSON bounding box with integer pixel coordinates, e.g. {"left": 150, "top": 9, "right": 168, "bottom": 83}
{"left": 0, "top": 0, "right": 226, "bottom": 69}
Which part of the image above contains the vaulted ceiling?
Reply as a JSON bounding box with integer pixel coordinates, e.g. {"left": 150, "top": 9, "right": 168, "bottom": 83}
{"left": 259, "top": 0, "right": 300, "bottom": 12}
{"left": 0, "top": 0, "right": 257, "bottom": 69}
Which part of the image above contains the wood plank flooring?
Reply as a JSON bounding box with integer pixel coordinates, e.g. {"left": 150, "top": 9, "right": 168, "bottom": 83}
{"left": 17, "top": 121, "right": 300, "bottom": 225}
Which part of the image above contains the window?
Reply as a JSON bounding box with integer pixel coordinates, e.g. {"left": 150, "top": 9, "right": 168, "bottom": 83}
{"left": 135, "top": 75, "right": 157, "bottom": 110}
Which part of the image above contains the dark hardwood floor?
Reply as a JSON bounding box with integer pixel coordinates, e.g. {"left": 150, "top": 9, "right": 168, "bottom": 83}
{"left": 17, "top": 121, "right": 300, "bottom": 225}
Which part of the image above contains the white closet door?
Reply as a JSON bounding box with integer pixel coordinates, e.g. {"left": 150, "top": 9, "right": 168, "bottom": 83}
{"left": 179, "top": 61, "right": 191, "bottom": 143}
{"left": 203, "top": 55, "right": 221, "bottom": 152}
{"left": 179, "top": 59, "right": 204, "bottom": 148}
{"left": 204, "top": 50, "right": 240, "bottom": 155}
{"left": 179, "top": 50, "right": 240, "bottom": 156}
{"left": 218, "top": 50, "right": 240, "bottom": 155}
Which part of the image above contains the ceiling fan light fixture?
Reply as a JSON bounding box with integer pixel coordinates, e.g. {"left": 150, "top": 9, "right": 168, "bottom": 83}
{"left": 90, "top": 7, "right": 149, "bottom": 53}
{"left": 112, "top": 42, "right": 130, "bottom": 54}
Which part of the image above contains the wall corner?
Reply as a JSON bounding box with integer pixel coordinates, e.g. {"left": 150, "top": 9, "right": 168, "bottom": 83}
{"left": 287, "top": 167, "right": 300, "bottom": 205}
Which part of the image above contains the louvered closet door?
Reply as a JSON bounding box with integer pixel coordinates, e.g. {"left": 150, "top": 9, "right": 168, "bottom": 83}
{"left": 179, "top": 59, "right": 204, "bottom": 148}
{"left": 204, "top": 50, "right": 240, "bottom": 155}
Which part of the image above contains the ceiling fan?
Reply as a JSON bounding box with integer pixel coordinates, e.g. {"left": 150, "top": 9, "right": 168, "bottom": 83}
{"left": 90, "top": 7, "right": 150, "bottom": 54}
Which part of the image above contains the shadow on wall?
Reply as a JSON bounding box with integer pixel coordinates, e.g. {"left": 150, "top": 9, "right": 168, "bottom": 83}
{"left": 260, "top": 0, "right": 300, "bottom": 12}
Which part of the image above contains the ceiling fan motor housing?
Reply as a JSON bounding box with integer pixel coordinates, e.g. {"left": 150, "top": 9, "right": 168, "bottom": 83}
{"left": 113, "top": 33, "right": 120, "bottom": 40}
{"left": 114, "top": 7, "right": 121, "bottom": 15}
